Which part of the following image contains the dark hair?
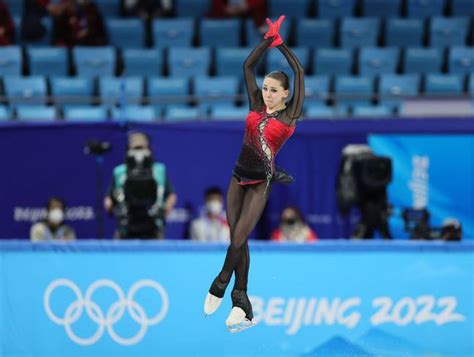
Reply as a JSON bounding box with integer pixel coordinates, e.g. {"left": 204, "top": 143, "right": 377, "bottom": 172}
{"left": 205, "top": 186, "right": 223, "bottom": 198}
{"left": 282, "top": 205, "right": 306, "bottom": 223}
{"left": 47, "top": 197, "right": 65, "bottom": 211}
{"left": 265, "top": 71, "right": 290, "bottom": 90}
{"left": 127, "top": 130, "right": 151, "bottom": 149}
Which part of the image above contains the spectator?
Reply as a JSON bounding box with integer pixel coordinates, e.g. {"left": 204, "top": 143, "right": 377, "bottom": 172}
{"left": 271, "top": 206, "right": 318, "bottom": 243}
{"left": 104, "top": 131, "right": 177, "bottom": 239}
{"left": 0, "top": 0, "right": 15, "bottom": 45}
{"left": 53, "top": 0, "right": 107, "bottom": 47}
{"left": 20, "top": 0, "right": 61, "bottom": 44}
{"left": 207, "top": 0, "right": 267, "bottom": 31}
{"left": 30, "top": 197, "right": 76, "bottom": 241}
{"left": 190, "top": 186, "right": 230, "bottom": 242}
{"left": 121, "top": 0, "right": 174, "bottom": 18}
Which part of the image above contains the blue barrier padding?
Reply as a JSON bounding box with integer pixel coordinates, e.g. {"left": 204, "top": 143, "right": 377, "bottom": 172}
{"left": 1, "top": 239, "right": 473, "bottom": 253}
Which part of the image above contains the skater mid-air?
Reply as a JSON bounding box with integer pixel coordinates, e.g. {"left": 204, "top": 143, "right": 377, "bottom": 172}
{"left": 203, "top": 15, "right": 305, "bottom": 333}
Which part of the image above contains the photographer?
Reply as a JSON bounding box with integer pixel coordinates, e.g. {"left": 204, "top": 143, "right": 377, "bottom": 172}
{"left": 104, "top": 131, "right": 177, "bottom": 239}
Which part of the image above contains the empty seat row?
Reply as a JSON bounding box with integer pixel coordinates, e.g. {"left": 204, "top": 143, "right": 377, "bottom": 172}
{"left": 2, "top": 45, "right": 473, "bottom": 79}
{"left": 1, "top": 74, "right": 473, "bottom": 110}
{"left": 5, "top": 0, "right": 474, "bottom": 19}
{"left": 6, "top": 16, "right": 474, "bottom": 49}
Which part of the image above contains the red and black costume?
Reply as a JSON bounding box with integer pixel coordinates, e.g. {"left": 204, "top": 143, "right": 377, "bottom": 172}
{"left": 233, "top": 37, "right": 305, "bottom": 187}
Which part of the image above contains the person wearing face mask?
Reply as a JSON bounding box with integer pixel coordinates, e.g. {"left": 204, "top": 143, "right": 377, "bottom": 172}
{"left": 104, "top": 131, "right": 177, "bottom": 239}
{"left": 271, "top": 206, "right": 318, "bottom": 243}
{"left": 30, "top": 197, "right": 76, "bottom": 241}
{"left": 190, "top": 187, "right": 230, "bottom": 242}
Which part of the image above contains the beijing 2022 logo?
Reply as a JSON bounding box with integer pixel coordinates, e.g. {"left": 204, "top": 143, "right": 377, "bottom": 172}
{"left": 44, "top": 278, "right": 169, "bottom": 346}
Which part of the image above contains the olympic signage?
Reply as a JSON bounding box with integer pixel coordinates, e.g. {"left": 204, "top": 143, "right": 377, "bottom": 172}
{"left": 1, "top": 241, "right": 473, "bottom": 356}
{"left": 43, "top": 278, "right": 169, "bottom": 346}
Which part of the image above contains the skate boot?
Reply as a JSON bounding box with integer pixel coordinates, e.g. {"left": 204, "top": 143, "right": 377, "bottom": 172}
{"left": 226, "top": 289, "right": 256, "bottom": 333}
{"left": 204, "top": 276, "right": 229, "bottom": 316}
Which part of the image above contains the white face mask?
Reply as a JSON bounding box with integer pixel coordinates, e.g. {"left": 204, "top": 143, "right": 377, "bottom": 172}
{"left": 48, "top": 209, "right": 64, "bottom": 225}
{"left": 128, "top": 149, "right": 150, "bottom": 164}
{"left": 206, "top": 200, "right": 223, "bottom": 216}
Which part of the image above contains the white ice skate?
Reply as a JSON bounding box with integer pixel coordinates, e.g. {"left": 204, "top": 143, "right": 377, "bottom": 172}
{"left": 225, "top": 307, "right": 256, "bottom": 333}
{"left": 204, "top": 293, "right": 223, "bottom": 316}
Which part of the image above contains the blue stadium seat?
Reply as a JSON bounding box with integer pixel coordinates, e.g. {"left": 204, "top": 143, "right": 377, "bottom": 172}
{"left": 340, "top": 18, "right": 380, "bottom": 48}
{"left": 175, "top": 0, "right": 211, "bottom": 17}
{"left": 318, "top": 0, "right": 356, "bottom": 18}
{"left": 16, "top": 105, "right": 56, "bottom": 121}
{"left": 107, "top": 19, "right": 145, "bottom": 48}
{"left": 306, "top": 104, "right": 349, "bottom": 118}
{"left": 385, "top": 19, "right": 423, "bottom": 47}
{"left": 451, "top": 0, "right": 474, "bottom": 16}
{"left": 304, "top": 76, "right": 330, "bottom": 104}
{"left": 50, "top": 77, "right": 94, "bottom": 106}
{"left": 352, "top": 104, "right": 393, "bottom": 118}
{"left": 269, "top": 0, "right": 310, "bottom": 18}
{"left": 404, "top": 48, "right": 443, "bottom": 74}
{"left": 266, "top": 47, "right": 309, "bottom": 76}
{"left": 194, "top": 76, "right": 239, "bottom": 111}
{"left": 4, "top": 76, "right": 47, "bottom": 105}
{"left": 334, "top": 76, "right": 374, "bottom": 107}
{"left": 73, "top": 47, "right": 116, "bottom": 77}
{"left": 168, "top": 47, "right": 211, "bottom": 78}
{"left": 0, "top": 46, "right": 22, "bottom": 76}
{"left": 111, "top": 106, "right": 157, "bottom": 122}
{"left": 99, "top": 77, "right": 143, "bottom": 105}
{"left": 313, "top": 48, "right": 353, "bottom": 75}
{"left": 147, "top": 77, "right": 189, "bottom": 108}
{"left": 407, "top": 0, "right": 444, "bottom": 18}
{"left": 63, "top": 106, "right": 108, "bottom": 122}
{"left": 469, "top": 74, "right": 474, "bottom": 96}
{"left": 152, "top": 18, "right": 194, "bottom": 48}
{"left": 362, "top": 0, "right": 400, "bottom": 17}
{"left": 28, "top": 48, "right": 68, "bottom": 77}
{"left": 0, "top": 106, "right": 10, "bottom": 120}
{"left": 200, "top": 19, "right": 240, "bottom": 47}
{"left": 358, "top": 47, "right": 399, "bottom": 75}
{"left": 216, "top": 47, "right": 250, "bottom": 78}
{"left": 424, "top": 74, "right": 464, "bottom": 96}
{"left": 95, "top": 0, "right": 120, "bottom": 17}
{"left": 429, "top": 17, "right": 469, "bottom": 48}
{"left": 4, "top": 0, "right": 22, "bottom": 16}
{"left": 379, "top": 74, "right": 421, "bottom": 107}
{"left": 448, "top": 47, "right": 474, "bottom": 74}
{"left": 210, "top": 105, "right": 248, "bottom": 120}
{"left": 122, "top": 48, "right": 163, "bottom": 76}
{"left": 295, "top": 19, "right": 334, "bottom": 48}
{"left": 245, "top": 18, "right": 289, "bottom": 46}
{"left": 163, "top": 106, "right": 201, "bottom": 122}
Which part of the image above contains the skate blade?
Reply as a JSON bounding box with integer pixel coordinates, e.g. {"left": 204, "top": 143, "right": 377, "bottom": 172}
{"left": 227, "top": 319, "right": 257, "bottom": 333}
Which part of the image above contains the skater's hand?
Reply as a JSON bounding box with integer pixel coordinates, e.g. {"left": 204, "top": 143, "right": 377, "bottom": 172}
{"left": 104, "top": 197, "right": 113, "bottom": 213}
{"left": 263, "top": 15, "right": 285, "bottom": 47}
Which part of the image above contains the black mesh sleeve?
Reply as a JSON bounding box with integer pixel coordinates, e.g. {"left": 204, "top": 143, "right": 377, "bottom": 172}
{"left": 277, "top": 43, "right": 305, "bottom": 119}
{"left": 243, "top": 38, "right": 273, "bottom": 111}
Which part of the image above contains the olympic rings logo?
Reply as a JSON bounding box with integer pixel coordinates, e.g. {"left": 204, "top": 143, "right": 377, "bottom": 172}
{"left": 44, "top": 278, "right": 169, "bottom": 346}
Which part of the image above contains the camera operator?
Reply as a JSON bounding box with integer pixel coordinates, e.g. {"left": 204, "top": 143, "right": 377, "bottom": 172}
{"left": 104, "top": 131, "right": 177, "bottom": 239}
{"left": 336, "top": 144, "right": 392, "bottom": 239}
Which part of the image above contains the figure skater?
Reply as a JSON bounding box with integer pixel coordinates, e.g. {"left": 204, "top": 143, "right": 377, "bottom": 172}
{"left": 203, "top": 15, "right": 305, "bottom": 333}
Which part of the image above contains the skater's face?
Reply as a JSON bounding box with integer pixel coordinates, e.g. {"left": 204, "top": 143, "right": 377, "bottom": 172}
{"left": 262, "top": 77, "right": 289, "bottom": 111}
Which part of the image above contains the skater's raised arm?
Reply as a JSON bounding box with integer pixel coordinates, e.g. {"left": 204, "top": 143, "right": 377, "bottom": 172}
{"left": 243, "top": 38, "right": 273, "bottom": 111}
{"left": 277, "top": 43, "right": 305, "bottom": 119}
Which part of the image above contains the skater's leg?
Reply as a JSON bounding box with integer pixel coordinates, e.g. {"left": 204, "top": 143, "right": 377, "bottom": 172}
{"left": 219, "top": 182, "right": 270, "bottom": 284}
{"left": 205, "top": 177, "right": 246, "bottom": 315}
{"left": 234, "top": 242, "right": 249, "bottom": 291}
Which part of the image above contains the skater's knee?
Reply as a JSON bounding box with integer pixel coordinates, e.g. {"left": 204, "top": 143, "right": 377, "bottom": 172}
{"left": 230, "top": 238, "right": 246, "bottom": 250}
